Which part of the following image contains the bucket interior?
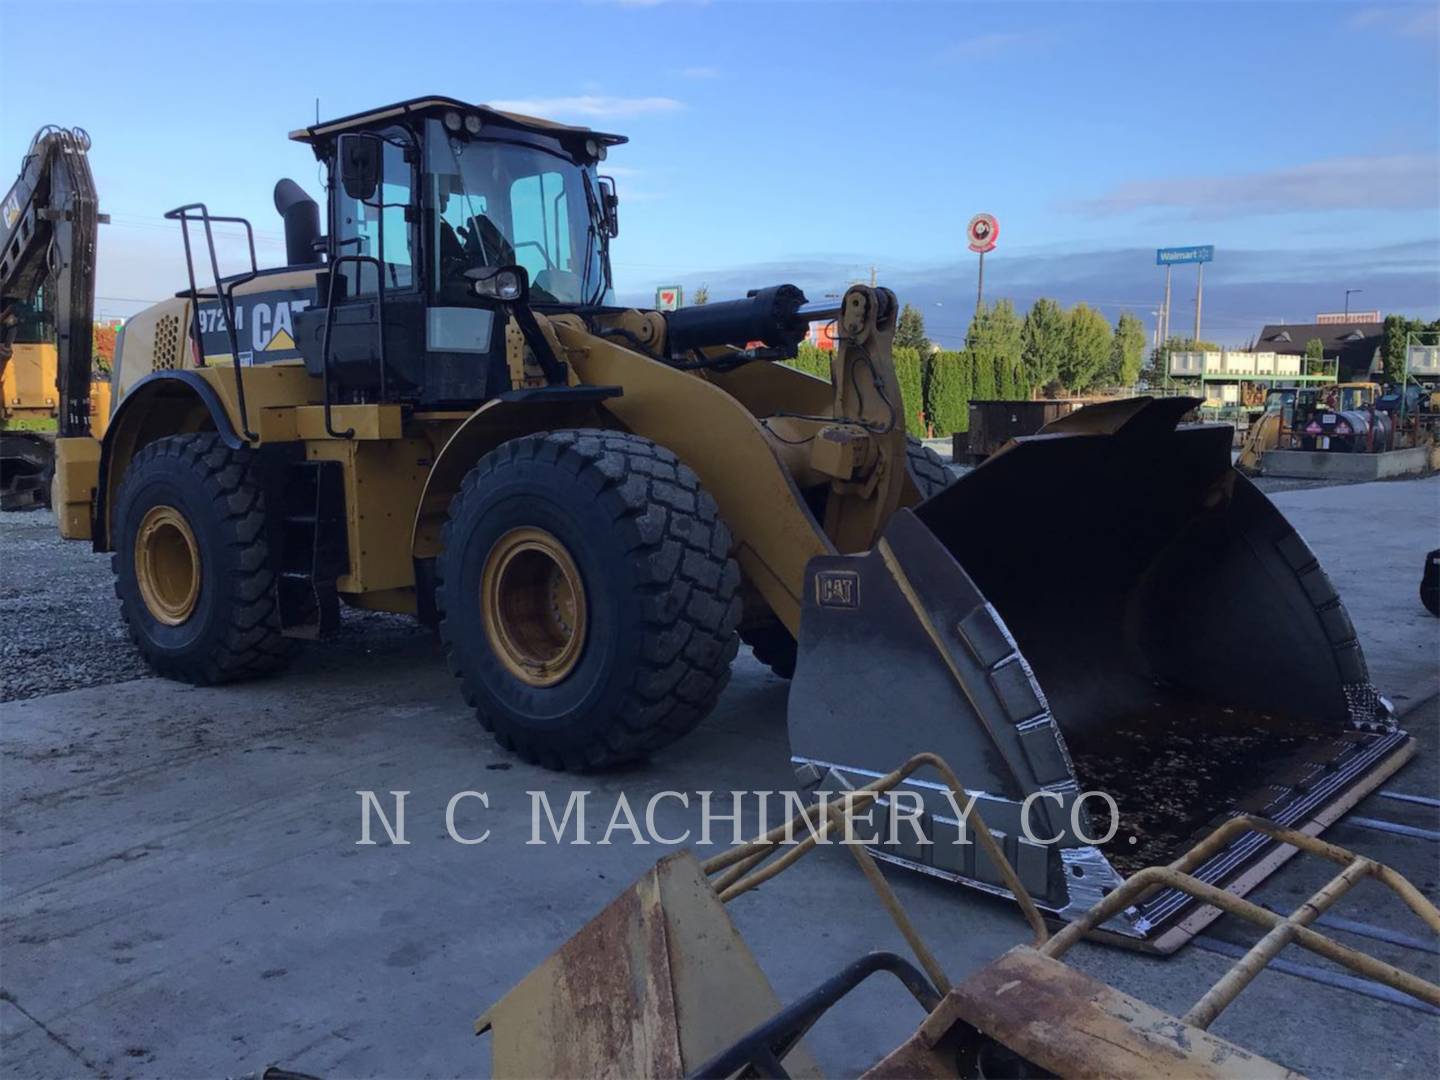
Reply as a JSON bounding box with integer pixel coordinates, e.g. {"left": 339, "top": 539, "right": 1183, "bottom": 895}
{"left": 915, "top": 422, "right": 1370, "bottom": 868}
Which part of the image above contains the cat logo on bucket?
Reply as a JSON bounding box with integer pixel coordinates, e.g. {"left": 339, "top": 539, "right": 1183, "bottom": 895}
{"left": 816, "top": 570, "right": 860, "bottom": 610}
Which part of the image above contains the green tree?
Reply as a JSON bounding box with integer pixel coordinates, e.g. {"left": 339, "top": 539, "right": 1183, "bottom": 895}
{"left": 965, "top": 300, "right": 1024, "bottom": 400}
{"left": 1021, "top": 298, "right": 1068, "bottom": 393}
{"left": 1379, "top": 314, "right": 1440, "bottom": 383}
{"left": 966, "top": 298, "right": 1024, "bottom": 358}
{"left": 785, "top": 341, "right": 832, "bottom": 380}
{"left": 1382, "top": 315, "right": 1411, "bottom": 383}
{"left": 926, "top": 349, "right": 972, "bottom": 434}
{"left": 1303, "top": 336, "right": 1326, "bottom": 376}
{"left": 1062, "top": 304, "right": 1113, "bottom": 391}
{"left": 892, "top": 345, "right": 927, "bottom": 431}
{"left": 971, "top": 345, "right": 997, "bottom": 400}
{"left": 895, "top": 303, "right": 930, "bottom": 353}
{"left": 1109, "top": 312, "right": 1146, "bottom": 387}
{"left": 692, "top": 284, "right": 710, "bottom": 306}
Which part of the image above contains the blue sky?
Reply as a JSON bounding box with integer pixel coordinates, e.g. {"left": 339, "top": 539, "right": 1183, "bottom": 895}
{"left": 2, "top": 0, "right": 1436, "bottom": 346}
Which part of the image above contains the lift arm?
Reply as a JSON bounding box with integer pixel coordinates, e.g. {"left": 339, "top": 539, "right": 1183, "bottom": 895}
{"left": 0, "top": 127, "right": 104, "bottom": 436}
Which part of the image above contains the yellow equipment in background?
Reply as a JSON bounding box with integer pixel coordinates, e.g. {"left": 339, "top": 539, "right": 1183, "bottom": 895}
{"left": 0, "top": 298, "right": 110, "bottom": 508}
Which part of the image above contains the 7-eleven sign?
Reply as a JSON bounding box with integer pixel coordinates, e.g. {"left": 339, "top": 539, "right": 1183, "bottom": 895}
{"left": 655, "top": 285, "right": 683, "bottom": 311}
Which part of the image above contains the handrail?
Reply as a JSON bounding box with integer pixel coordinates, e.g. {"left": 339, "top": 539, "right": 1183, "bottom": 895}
{"left": 1039, "top": 813, "right": 1440, "bottom": 1027}
{"left": 316, "top": 254, "right": 389, "bottom": 438}
{"left": 702, "top": 756, "right": 1440, "bottom": 1038}
{"left": 163, "top": 203, "right": 259, "bottom": 442}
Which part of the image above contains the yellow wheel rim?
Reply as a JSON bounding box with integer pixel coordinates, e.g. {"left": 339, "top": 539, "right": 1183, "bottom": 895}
{"left": 134, "top": 504, "right": 201, "bottom": 625}
{"left": 480, "top": 527, "right": 587, "bottom": 687}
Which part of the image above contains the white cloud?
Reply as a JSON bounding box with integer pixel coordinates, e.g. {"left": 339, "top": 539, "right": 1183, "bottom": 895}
{"left": 1348, "top": 4, "right": 1440, "bottom": 38}
{"left": 1066, "top": 154, "right": 1440, "bottom": 218}
{"left": 941, "top": 32, "right": 1028, "bottom": 61}
{"left": 487, "top": 95, "right": 685, "bottom": 120}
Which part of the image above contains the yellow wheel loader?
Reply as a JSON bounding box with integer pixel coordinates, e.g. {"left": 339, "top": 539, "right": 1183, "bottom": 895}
{"left": 17, "top": 97, "right": 1412, "bottom": 946}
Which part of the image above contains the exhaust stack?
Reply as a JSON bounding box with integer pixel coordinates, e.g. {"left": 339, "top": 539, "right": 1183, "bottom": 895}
{"left": 273, "top": 178, "right": 321, "bottom": 267}
{"left": 787, "top": 397, "right": 1412, "bottom": 951}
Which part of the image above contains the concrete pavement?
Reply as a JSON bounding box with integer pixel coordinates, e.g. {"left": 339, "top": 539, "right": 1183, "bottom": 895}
{"left": 2, "top": 476, "right": 1437, "bottom": 1078}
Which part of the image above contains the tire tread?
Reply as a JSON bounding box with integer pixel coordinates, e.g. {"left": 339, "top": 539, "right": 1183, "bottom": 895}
{"left": 436, "top": 429, "right": 741, "bottom": 770}
{"left": 112, "top": 433, "right": 294, "bottom": 685}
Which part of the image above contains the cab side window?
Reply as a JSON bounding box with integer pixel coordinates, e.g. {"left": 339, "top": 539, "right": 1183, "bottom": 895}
{"left": 335, "top": 136, "right": 414, "bottom": 295}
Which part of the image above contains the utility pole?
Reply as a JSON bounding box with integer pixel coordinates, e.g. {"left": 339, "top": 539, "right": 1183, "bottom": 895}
{"left": 1345, "top": 288, "right": 1362, "bottom": 318}
{"left": 869, "top": 265, "right": 877, "bottom": 287}
{"left": 1193, "top": 263, "right": 1204, "bottom": 342}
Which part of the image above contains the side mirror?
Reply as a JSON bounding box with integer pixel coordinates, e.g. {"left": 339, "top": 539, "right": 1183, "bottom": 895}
{"left": 598, "top": 175, "right": 619, "bottom": 238}
{"left": 466, "top": 264, "right": 530, "bottom": 303}
{"left": 337, "top": 133, "right": 382, "bottom": 201}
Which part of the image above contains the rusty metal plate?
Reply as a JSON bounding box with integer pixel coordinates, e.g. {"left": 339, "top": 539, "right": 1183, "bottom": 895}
{"left": 937, "top": 946, "right": 1301, "bottom": 1079}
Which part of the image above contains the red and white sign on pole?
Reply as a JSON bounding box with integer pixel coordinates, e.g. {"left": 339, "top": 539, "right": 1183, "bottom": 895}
{"left": 966, "top": 213, "right": 999, "bottom": 253}
{"left": 967, "top": 213, "right": 998, "bottom": 314}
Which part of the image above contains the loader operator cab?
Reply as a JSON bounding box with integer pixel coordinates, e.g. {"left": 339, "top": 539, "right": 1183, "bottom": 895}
{"left": 291, "top": 98, "right": 623, "bottom": 408}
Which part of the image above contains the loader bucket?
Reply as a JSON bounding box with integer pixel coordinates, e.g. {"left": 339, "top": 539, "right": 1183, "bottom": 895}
{"left": 788, "top": 397, "right": 1414, "bottom": 951}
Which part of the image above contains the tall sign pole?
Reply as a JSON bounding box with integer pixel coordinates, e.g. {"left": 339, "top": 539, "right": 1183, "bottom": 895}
{"left": 1156, "top": 245, "right": 1214, "bottom": 344}
{"left": 1161, "top": 266, "right": 1172, "bottom": 349}
{"left": 967, "top": 214, "right": 999, "bottom": 317}
{"left": 1193, "top": 262, "right": 1204, "bottom": 342}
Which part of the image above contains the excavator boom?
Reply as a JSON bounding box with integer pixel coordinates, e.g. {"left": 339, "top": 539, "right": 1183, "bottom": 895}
{"left": 1, "top": 126, "right": 103, "bottom": 508}
{"left": 1, "top": 125, "right": 102, "bottom": 436}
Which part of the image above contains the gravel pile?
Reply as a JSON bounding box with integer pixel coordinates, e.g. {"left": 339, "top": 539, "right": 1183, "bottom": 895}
{"left": 0, "top": 511, "right": 148, "bottom": 700}
{"left": 0, "top": 510, "right": 429, "bottom": 702}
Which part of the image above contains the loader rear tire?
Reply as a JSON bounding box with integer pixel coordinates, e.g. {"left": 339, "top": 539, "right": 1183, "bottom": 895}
{"left": 112, "top": 433, "right": 295, "bottom": 684}
{"left": 437, "top": 430, "right": 742, "bottom": 770}
{"left": 741, "top": 435, "right": 953, "bottom": 679}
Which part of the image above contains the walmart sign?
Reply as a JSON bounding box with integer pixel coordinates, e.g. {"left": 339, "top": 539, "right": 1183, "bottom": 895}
{"left": 1156, "top": 245, "right": 1214, "bottom": 266}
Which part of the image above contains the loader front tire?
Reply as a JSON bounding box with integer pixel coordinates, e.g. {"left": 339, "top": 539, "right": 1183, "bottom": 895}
{"left": 112, "top": 433, "right": 294, "bottom": 684}
{"left": 905, "top": 436, "right": 953, "bottom": 500}
{"left": 437, "top": 430, "right": 741, "bottom": 770}
{"left": 741, "top": 435, "right": 953, "bottom": 679}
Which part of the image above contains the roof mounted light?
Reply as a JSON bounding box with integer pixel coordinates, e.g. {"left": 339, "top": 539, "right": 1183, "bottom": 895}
{"left": 443, "top": 110, "right": 463, "bottom": 133}
{"left": 584, "top": 138, "right": 599, "bottom": 159}
{"left": 464, "top": 113, "right": 483, "bottom": 135}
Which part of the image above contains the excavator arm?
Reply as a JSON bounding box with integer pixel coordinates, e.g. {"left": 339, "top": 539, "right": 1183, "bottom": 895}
{"left": 0, "top": 126, "right": 103, "bottom": 437}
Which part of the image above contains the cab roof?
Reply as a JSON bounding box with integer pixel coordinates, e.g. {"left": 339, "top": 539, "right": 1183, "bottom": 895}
{"left": 289, "top": 96, "right": 628, "bottom": 147}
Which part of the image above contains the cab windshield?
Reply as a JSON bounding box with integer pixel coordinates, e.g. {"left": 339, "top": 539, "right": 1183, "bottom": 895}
{"left": 8, "top": 291, "right": 53, "bottom": 344}
{"left": 427, "top": 121, "right": 609, "bottom": 305}
{"left": 1338, "top": 386, "right": 1372, "bottom": 411}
